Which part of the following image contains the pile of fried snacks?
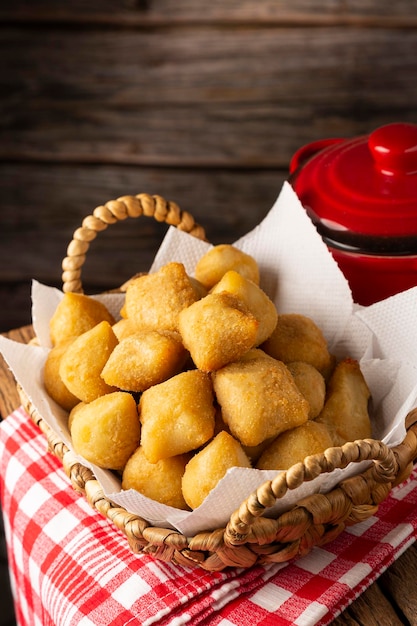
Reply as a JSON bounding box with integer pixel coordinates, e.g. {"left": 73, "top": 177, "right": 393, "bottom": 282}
{"left": 44, "top": 245, "right": 371, "bottom": 511}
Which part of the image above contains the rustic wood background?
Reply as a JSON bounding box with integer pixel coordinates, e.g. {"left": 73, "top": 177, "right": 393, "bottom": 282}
{"left": 1, "top": 0, "right": 417, "bottom": 332}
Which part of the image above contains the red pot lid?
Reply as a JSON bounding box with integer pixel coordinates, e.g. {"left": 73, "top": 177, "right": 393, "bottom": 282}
{"left": 290, "top": 122, "right": 417, "bottom": 246}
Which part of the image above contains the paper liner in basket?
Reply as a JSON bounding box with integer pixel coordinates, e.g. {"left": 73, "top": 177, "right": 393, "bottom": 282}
{"left": 1, "top": 182, "right": 417, "bottom": 536}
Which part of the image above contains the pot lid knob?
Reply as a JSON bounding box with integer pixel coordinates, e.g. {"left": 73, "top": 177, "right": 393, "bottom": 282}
{"left": 369, "top": 122, "right": 417, "bottom": 175}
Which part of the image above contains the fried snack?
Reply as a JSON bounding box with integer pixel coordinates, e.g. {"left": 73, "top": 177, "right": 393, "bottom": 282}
{"left": 182, "top": 431, "right": 251, "bottom": 509}
{"left": 70, "top": 391, "right": 140, "bottom": 470}
{"left": 178, "top": 292, "right": 258, "bottom": 371}
{"left": 262, "top": 313, "right": 334, "bottom": 378}
{"left": 67, "top": 401, "right": 85, "bottom": 431}
{"left": 139, "top": 370, "right": 215, "bottom": 463}
{"left": 101, "top": 330, "right": 187, "bottom": 392}
{"left": 211, "top": 270, "right": 277, "bottom": 345}
{"left": 122, "top": 446, "right": 189, "bottom": 510}
{"left": 256, "top": 421, "right": 334, "bottom": 470}
{"left": 59, "top": 321, "right": 119, "bottom": 403}
{"left": 49, "top": 292, "right": 115, "bottom": 346}
{"left": 287, "top": 361, "right": 326, "bottom": 419}
{"left": 238, "top": 347, "right": 273, "bottom": 362}
{"left": 43, "top": 340, "right": 80, "bottom": 411}
{"left": 212, "top": 352, "right": 278, "bottom": 462}
{"left": 122, "top": 262, "right": 199, "bottom": 332}
{"left": 194, "top": 244, "right": 260, "bottom": 289}
{"left": 211, "top": 403, "right": 271, "bottom": 462}
{"left": 112, "top": 318, "right": 139, "bottom": 341}
{"left": 315, "top": 358, "right": 372, "bottom": 446}
{"left": 212, "top": 354, "right": 310, "bottom": 447}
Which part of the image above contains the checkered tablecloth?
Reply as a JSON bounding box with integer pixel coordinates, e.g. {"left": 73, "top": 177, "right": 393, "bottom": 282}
{"left": 1, "top": 407, "right": 417, "bottom": 626}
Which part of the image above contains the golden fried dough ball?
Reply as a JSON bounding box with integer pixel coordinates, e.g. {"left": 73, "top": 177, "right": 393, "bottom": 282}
{"left": 211, "top": 405, "right": 271, "bottom": 464}
{"left": 139, "top": 370, "right": 215, "bottom": 463}
{"left": 43, "top": 340, "right": 80, "bottom": 411}
{"left": 238, "top": 347, "right": 272, "bottom": 362}
{"left": 262, "top": 313, "right": 334, "bottom": 378}
{"left": 212, "top": 354, "right": 309, "bottom": 447}
{"left": 178, "top": 292, "right": 258, "bottom": 371}
{"left": 68, "top": 401, "right": 85, "bottom": 431}
{"left": 101, "top": 330, "right": 187, "bottom": 392}
{"left": 122, "top": 446, "right": 189, "bottom": 510}
{"left": 194, "top": 244, "right": 260, "bottom": 289}
{"left": 70, "top": 391, "right": 140, "bottom": 470}
{"left": 212, "top": 406, "right": 273, "bottom": 465}
{"left": 316, "top": 358, "right": 372, "bottom": 446}
{"left": 210, "top": 361, "right": 277, "bottom": 463}
{"left": 112, "top": 318, "right": 139, "bottom": 341}
{"left": 182, "top": 431, "right": 251, "bottom": 509}
{"left": 256, "top": 421, "right": 334, "bottom": 470}
{"left": 287, "top": 361, "right": 326, "bottom": 419}
{"left": 59, "top": 321, "right": 118, "bottom": 403}
{"left": 50, "top": 292, "right": 115, "bottom": 346}
{"left": 123, "top": 262, "right": 199, "bottom": 332}
{"left": 237, "top": 351, "right": 323, "bottom": 441}
{"left": 211, "top": 270, "right": 277, "bottom": 345}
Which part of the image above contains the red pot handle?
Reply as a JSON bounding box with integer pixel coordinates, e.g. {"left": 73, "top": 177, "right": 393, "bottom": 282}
{"left": 289, "top": 138, "right": 344, "bottom": 174}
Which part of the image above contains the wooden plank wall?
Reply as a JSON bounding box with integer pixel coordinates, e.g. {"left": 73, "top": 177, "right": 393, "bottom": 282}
{"left": 1, "top": 0, "right": 417, "bottom": 331}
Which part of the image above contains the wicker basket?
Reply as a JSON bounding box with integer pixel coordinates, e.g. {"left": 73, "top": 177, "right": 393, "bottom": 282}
{"left": 18, "top": 193, "right": 417, "bottom": 572}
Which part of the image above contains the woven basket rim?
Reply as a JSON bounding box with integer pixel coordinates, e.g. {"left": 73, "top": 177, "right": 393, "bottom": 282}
{"left": 18, "top": 381, "right": 417, "bottom": 571}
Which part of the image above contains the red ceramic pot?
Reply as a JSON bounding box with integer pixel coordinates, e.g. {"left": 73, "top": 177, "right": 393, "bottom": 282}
{"left": 289, "top": 122, "right": 417, "bottom": 305}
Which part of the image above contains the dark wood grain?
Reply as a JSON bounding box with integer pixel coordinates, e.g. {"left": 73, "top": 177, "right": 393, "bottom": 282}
{"left": 1, "top": 0, "right": 417, "bottom": 24}
{"left": 379, "top": 543, "right": 417, "bottom": 625}
{"left": 2, "top": 27, "right": 417, "bottom": 169}
{"left": 332, "top": 581, "right": 406, "bottom": 625}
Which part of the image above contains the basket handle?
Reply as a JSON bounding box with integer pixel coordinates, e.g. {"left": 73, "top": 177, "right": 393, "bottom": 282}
{"left": 225, "top": 428, "right": 417, "bottom": 545}
{"left": 61, "top": 193, "right": 207, "bottom": 293}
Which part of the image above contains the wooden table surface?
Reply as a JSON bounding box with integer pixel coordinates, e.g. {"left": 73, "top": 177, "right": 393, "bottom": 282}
{"left": 1, "top": 326, "right": 417, "bottom": 626}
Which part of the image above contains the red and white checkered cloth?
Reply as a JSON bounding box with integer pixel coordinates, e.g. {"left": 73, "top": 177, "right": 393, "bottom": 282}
{"left": 1, "top": 407, "right": 417, "bottom": 626}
